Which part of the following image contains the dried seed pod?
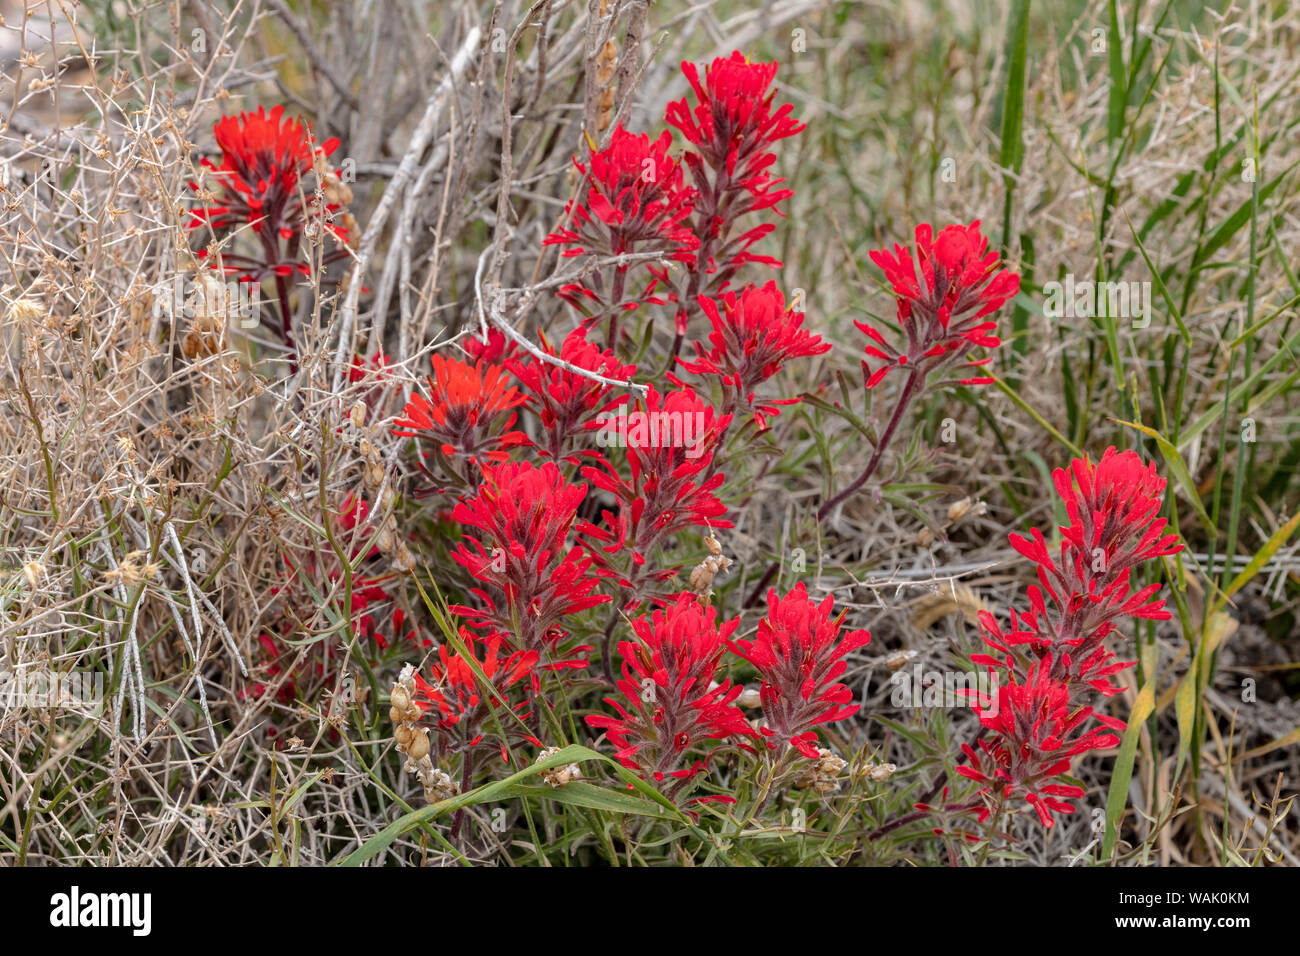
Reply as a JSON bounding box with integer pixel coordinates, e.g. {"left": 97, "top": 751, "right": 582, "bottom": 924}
{"left": 884, "top": 649, "right": 918, "bottom": 672}
{"left": 867, "top": 762, "right": 897, "bottom": 783}
{"left": 408, "top": 728, "right": 430, "bottom": 761}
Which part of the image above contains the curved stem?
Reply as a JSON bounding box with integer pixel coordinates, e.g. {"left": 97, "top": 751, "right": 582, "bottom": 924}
{"left": 816, "top": 368, "right": 924, "bottom": 521}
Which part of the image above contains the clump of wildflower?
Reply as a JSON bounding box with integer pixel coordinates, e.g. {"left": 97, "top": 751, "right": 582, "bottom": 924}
{"left": 449, "top": 460, "right": 608, "bottom": 667}
{"left": 729, "top": 583, "right": 870, "bottom": 758}
{"left": 393, "top": 354, "right": 528, "bottom": 487}
{"left": 960, "top": 448, "right": 1182, "bottom": 827}
{"left": 665, "top": 53, "right": 805, "bottom": 342}
{"left": 857, "top": 220, "right": 1019, "bottom": 389}
{"left": 680, "top": 281, "right": 829, "bottom": 429}
{"left": 976, "top": 448, "right": 1184, "bottom": 701}
{"left": 587, "top": 594, "right": 753, "bottom": 788}
{"left": 506, "top": 327, "right": 638, "bottom": 463}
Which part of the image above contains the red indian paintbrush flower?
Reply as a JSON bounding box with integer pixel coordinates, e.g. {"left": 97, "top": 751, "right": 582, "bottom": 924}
{"left": 189, "top": 104, "right": 351, "bottom": 276}
{"left": 956, "top": 655, "right": 1123, "bottom": 827}
{"left": 507, "top": 327, "right": 638, "bottom": 463}
{"left": 587, "top": 593, "right": 753, "bottom": 784}
{"left": 188, "top": 105, "right": 354, "bottom": 369}
{"left": 976, "top": 447, "right": 1183, "bottom": 700}
{"left": 411, "top": 629, "right": 541, "bottom": 761}
{"left": 729, "top": 583, "right": 871, "bottom": 758}
{"left": 666, "top": 51, "right": 803, "bottom": 223}
{"left": 581, "top": 385, "right": 732, "bottom": 588}
{"left": 394, "top": 354, "right": 528, "bottom": 484}
{"left": 464, "top": 327, "right": 519, "bottom": 365}
{"left": 858, "top": 220, "right": 1019, "bottom": 388}
{"left": 959, "top": 449, "right": 1181, "bottom": 829}
{"left": 544, "top": 124, "right": 698, "bottom": 316}
{"left": 666, "top": 52, "right": 805, "bottom": 338}
{"left": 450, "top": 460, "right": 608, "bottom": 667}
{"left": 680, "top": 281, "right": 829, "bottom": 429}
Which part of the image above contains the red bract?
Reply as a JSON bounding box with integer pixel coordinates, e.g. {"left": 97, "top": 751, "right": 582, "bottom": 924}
{"left": 858, "top": 220, "right": 1019, "bottom": 388}
{"left": 464, "top": 327, "right": 519, "bottom": 365}
{"left": 394, "top": 355, "right": 527, "bottom": 482}
{"left": 450, "top": 460, "right": 608, "bottom": 666}
{"left": 506, "top": 327, "right": 638, "bottom": 463}
{"left": 978, "top": 448, "right": 1184, "bottom": 699}
{"left": 586, "top": 593, "right": 753, "bottom": 783}
{"left": 666, "top": 52, "right": 805, "bottom": 339}
{"left": 189, "top": 105, "right": 349, "bottom": 276}
{"left": 961, "top": 450, "right": 1181, "bottom": 829}
{"left": 544, "top": 125, "right": 697, "bottom": 316}
{"left": 411, "top": 629, "right": 540, "bottom": 760}
{"left": 680, "top": 281, "right": 829, "bottom": 429}
{"left": 667, "top": 52, "right": 803, "bottom": 216}
{"left": 956, "top": 655, "right": 1123, "bottom": 827}
{"left": 580, "top": 385, "right": 732, "bottom": 587}
{"left": 1055, "top": 446, "right": 1183, "bottom": 569}
{"left": 729, "top": 583, "right": 870, "bottom": 758}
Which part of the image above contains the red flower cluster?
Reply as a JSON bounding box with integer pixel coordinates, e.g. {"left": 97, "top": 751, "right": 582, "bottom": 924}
{"left": 545, "top": 52, "right": 804, "bottom": 351}
{"left": 411, "top": 629, "right": 541, "bottom": 761}
{"left": 188, "top": 105, "right": 354, "bottom": 369}
{"left": 956, "top": 655, "right": 1124, "bottom": 827}
{"left": 189, "top": 105, "right": 348, "bottom": 259}
{"left": 587, "top": 585, "right": 869, "bottom": 790}
{"left": 587, "top": 594, "right": 752, "bottom": 783}
{"left": 730, "top": 583, "right": 871, "bottom": 758}
{"left": 581, "top": 386, "right": 731, "bottom": 589}
{"left": 394, "top": 355, "right": 528, "bottom": 485}
{"left": 450, "top": 460, "right": 608, "bottom": 666}
{"left": 858, "top": 220, "right": 1019, "bottom": 388}
{"left": 679, "top": 281, "right": 829, "bottom": 429}
{"left": 507, "top": 327, "right": 638, "bottom": 463}
{"left": 962, "top": 448, "right": 1182, "bottom": 826}
{"left": 666, "top": 51, "right": 805, "bottom": 288}
{"left": 544, "top": 125, "right": 698, "bottom": 316}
